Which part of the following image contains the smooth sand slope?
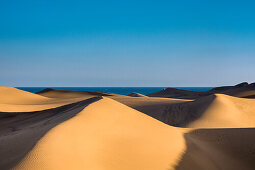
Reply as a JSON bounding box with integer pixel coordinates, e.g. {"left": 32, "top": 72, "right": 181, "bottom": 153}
{"left": 151, "top": 94, "right": 255, "bottom": 128}
{"left": 187, "top": 94, "right": 255, "bottom": 128}
{"left": 0, "top": 87, "right": 99, "bottom": 112}
{"left": 0, "top": 87, "right": 50, "bottom": 105}
{"left": 15, "top": 97, "right": 186, "bottom": 170}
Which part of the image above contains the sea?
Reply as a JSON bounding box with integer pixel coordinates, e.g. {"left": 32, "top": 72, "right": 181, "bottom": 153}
{"left": 17, "top": 87, "right": 213, "bottom": 95}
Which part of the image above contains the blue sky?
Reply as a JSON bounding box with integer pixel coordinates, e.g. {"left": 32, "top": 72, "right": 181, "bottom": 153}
{"left": 0, "top": 0, "right": 255, "bottom": 87}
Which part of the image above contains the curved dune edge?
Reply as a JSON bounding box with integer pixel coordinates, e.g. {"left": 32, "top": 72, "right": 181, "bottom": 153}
{"left": 0, "top": 97, "right": 101, "bottom": 169}
{"left": 0, "top": 97, "right": 93, "bottom": 112}
{"left": 0, "top": 87, "right": 50, "bottom": 104}
{"left": 14, "top": 97, "right": 186, "bottom": 170}
{"left": 187, "top": 94, "right": 255, "bottom": 128}
{"left": 0, "top": 87, "right": 101, "bottom": 112}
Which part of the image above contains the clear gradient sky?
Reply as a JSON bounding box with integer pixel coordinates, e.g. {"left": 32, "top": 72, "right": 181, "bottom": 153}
{"left": 0, "top": 0, "right": 255, "bottom": 87}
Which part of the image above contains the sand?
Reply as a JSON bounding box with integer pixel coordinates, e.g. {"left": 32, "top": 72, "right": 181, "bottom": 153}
{"left": 0, "top": 97, "right": 101, "bottom": 169}
{"left": 14, "top": 97, "right": 186, "bottom": 170}
{"left": 147, "top": 82, "right": 255, "bottom": 99}
{"left": 127, "top": 92, "right": 147, "bottom": 97}
{"left": 36, "top": 88, "right": 112, "bottom": 98}
{"left": 1, "top": 85, "right": 255, "bottom": 170}
{"left": 176, "top": 128, "right": 255, "bottom": 170}
{"left": 0, "top": 87, "right": 100, "bottom": 112}
{"left": 35, "top": 88, "right": 191, "bottom": 126}
{"left": 187, "top": 94, "right": 255, "bottom": 128}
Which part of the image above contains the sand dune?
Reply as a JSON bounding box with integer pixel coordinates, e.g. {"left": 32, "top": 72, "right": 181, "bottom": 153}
{"left": 209, "top": 82, "right": 255, "bottom": 98}
{"left": 148, "top": 94, "right": 255, "bottom": 128}
{"left": 0, "top": 87, "right": 50, "bottom": 105}
{"left": 127, "top": 92, "right": 147, "bottom": 97}
{"left": 35, "top": 87, "right": 255, "bottom": 128}
{"left": 147, "top": 82, "right": 255, "bottom": 99}
{"left": 14, "top": 97, "right": 186, "bottom": 170}
{"left": 146, "top": 87, "right": 208, "bottom": 99}
{"left": 1, "top": 86, "right": 255, "bottom": 170}
{"left": 0, "top": 97, "right": 101, "bottom": 169}
{"left": 36, "top": 88, "right": 112, "bottom": 98}
{"left": 187, "top": 94, "right": 255, "bottom": 128}
{"left": 36, "top": 88, "right": 190, "bottom": 125}
{"left": 0, "top": 87, "right": 98, "bottom": 112}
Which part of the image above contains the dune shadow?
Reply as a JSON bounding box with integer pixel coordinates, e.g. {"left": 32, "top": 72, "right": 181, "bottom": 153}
{"left": 36, "top": 88, "right": 113, "bottom": 96}
{"left": 0, "top": 96, "right": 102, "bottom": 170}
{"left": 159, "top": 95, "right": 216, "bottom": 127}
{"left": 175, "top": 128, "right": 255, "bottom": 170}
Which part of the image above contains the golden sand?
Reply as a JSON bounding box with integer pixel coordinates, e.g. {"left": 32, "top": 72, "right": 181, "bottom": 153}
{"left": 187, "top": 94, "right": 255, "bottom": 128}
{"left": 0, "top": 87, "right": 93, "bottom": 112}
{"left": 1, "top": 87, "right": 255, "bottom": 169}
{"left": 15, "top": 97, "right": 186, "bottom": 170}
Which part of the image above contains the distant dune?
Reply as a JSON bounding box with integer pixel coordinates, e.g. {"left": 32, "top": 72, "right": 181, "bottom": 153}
{"left": 147, "top": 82, "right": 255, "bottom": 99}
{"left": 0, "top": 86, "right": 49, "bottom": 105}
{"left": 146, "top": 87, "right": 209, "bottom": 99}
{"left": 0, "top": 87, "right": 100, "bottom": 112}
{"left": 1, "top": 84, "right": 255, "bottom": 170}
{"left": 127, "top": 92, "right": 147, "bottom": 97}
{"left": 209, "top": 82, "right": 255, "bottom": 98}
{"left": 36, "top": 88, "right": 113, "bottom": 98}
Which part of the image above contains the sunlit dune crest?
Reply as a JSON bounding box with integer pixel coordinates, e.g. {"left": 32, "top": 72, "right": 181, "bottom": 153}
{"left": 15, "top": 97, "right": 186, "bottom": 170}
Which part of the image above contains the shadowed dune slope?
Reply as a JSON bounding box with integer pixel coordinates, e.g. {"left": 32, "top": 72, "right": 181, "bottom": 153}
{"left": 110, "top": 95, "right": 189, "bottom": 124}
{"left": 127, "top": 92, "right": 147, "bottom": 97}
{"left": 15, "top": 97, "right": 186, "bottom": 170}
{"left": 176, "top": 128, "right": 255, "bottom": 170}
{"left": 209, "top": 82, "right": 255, "bottom": 98}
{"left": 146, "top": 82, "right": 255, "bottom": 99}
{"left": 146, "top": 95, "right": 215, "bottom": 127}
{"left": 146, "top": 87, "right": 209, "bottom": 99}
{"left": 0, "top": 97, "right": 101, "bottom": 170}
{"left": 36, "top": 88, "right": 112, "bottom": 98}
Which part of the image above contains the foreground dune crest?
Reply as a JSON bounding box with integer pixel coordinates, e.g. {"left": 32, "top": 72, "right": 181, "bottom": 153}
{"left": 15, "top": 97, "right": 186, "bottom": 170}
